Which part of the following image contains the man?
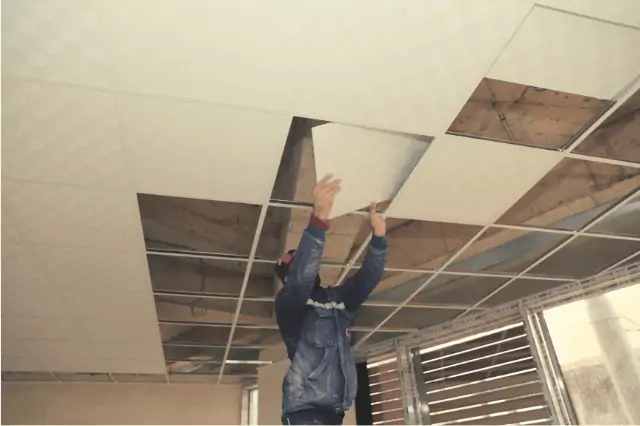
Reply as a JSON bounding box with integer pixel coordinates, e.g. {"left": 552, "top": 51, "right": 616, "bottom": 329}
{"left": 275, "top": 174, "right": 388, "bottom": 425}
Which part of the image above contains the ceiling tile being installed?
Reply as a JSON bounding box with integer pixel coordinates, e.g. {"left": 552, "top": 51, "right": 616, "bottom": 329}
{"left": 487, "top": 6, "right": 640, "bottom": 99}
{"left": 117, "top": 95, "right": 291, "bottom": 204}
{"left": 387, "top": 134, "right": 563, "bottom": 225}
{"left": 312, "top": 124, "right": 430, "bottom": 218}
{"left": 103, "top": 0, "right": 532, "bottom": 136}
{"left": 448, "top": 77, "right": 610, "bottom": 149}
{"left": 497, "top": 158, "right": 640, "bottom": 230}
{"left": 2, "top": 80, "right": 129, "bottom": 189}
{"left": 3, "top": 180, "right": 143, "bottom": 250}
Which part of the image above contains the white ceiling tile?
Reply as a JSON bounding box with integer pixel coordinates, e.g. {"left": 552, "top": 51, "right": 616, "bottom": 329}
{"left": 3, "top": 180, "right": 143, "bottom": 250}
{"left": 1, "top": 213, "right": 24, "bottom": 246}
{"left": 1, "top": 243, "right": 50, "bottom": 289}
{"left": 104, "top": 0, "right": 532, "bottom": 136}
{"left": 43, "top": 357, "right": 108, "bottom": 373}
{"left": 34, "top": 245, "right": 152, "bottom": 294}
{"left": 20, "top": 340, "right": 97, "bottom": 359}
{"left": 2, "top": 0, "right": 111, "bottom": 85}
{"left": 535, "top": 0, "right": 640, "bottom": 28}
{"left": 488, "top": 6, "right": 640, "bottom": 99}
{"left": 78, "top": 319, "right": 161, "bottom": 343}
{"left": 387, "top": 135, "right": 563, "bottom": 225}
{"left": 63, "top": 290, "right": 157, "bottom": 321}
{"left": 2, "top": 80, "right": 129, "bottom": 189}
{"left": 116, "top": 94, "right": 291, "bottom": 204}
{"left": 2, "top": 284, "right": 68, "bottom": 318}
{"left": 2, "top": 356, "right": 46, "bottom": 372}
{"left": 104, "top": 359, "right": 166, "bottom": 375}
{"left": 312, "top": 124, "right": 429, "bottom": 218}
{"left": 92, "top": 342, "right": 163, "bottom": 361}
{"left": 1, "top": 340, "right": 31, "bottom": 358}
{"left": 2, "top": 317, "right": 82, "bottom": 341}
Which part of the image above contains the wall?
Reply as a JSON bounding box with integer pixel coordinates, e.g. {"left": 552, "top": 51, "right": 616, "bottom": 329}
{"left": 258, "top": 358, "right": 356, "bottom": 425}
{"left": 1, "top": 382, "right": 242, "bottom": 425}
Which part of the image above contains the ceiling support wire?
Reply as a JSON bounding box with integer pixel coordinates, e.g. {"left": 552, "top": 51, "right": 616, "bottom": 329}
{"left": 216, "top": 205, "right": 270, "bottom": 384}
{"left": 353, "top": 225, "right": 493, "bottom": 349}
{"left": 455, "top": 188, "right": 640, "bottom": 320}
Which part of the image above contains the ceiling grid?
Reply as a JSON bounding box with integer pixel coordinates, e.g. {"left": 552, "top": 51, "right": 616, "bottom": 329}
{"left": 2, "top": 0, "right": 639, "bottom": 382}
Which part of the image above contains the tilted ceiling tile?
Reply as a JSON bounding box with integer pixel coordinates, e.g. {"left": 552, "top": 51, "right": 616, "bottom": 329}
{"left": 116, "top": 95, "right": 291, "bottom": 204}
{"left": 3, "top": 180, "right": 143, "bottom": 250}
{"left": 488, "top": 6, "right": 640, "bottom": 99}
{"left": 312, "top": 124, "right": 430, "bottom": 218}
{"left": 387, "top": 135, "right": 563, "bottom": 225}
{"left": 78, "top": 319, "right": 161, "bottom": 343}
{"left": 2, "top": 80, "right": 129, "bottom": 189}
{"left": 1, "top": 213, "right": 24, "bottom": 247}
{"left": 1, "top": 243, "right": 50, "bottom": 289}
{"left": 535, "top": 0, "right": 640, "bottom": 28}
{"left": 2, "top": 283, "right": 68, "bottom": 318}
{"left": 104, "top": 0, "right": 532, "bottom": 136}
{"left": 2, "top": 0, "right": 111, "bottom": 85}
{"left": 34, "top": 245, "right": 152, "bottom": 294}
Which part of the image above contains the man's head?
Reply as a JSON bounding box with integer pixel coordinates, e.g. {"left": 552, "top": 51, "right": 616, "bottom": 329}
{"left": 276, "top": 249, "right": 321, "bottom": 287}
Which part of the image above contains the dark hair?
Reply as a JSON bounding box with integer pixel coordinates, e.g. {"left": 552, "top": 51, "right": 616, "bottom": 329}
{"left": 275, "top": 249, "right": 296, "bottom": 283}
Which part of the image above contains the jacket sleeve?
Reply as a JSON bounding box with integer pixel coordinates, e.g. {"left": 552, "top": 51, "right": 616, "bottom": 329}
{"left": 338, "top": 235, "right": 388, "bottom": 313}
{"left": 275, "top": 215, "right": 327, "bottom": 311}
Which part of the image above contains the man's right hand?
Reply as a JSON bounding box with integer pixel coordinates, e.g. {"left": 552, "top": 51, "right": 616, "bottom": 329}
{"left": 312, "top": 174, "right": 342, "bottom": 220}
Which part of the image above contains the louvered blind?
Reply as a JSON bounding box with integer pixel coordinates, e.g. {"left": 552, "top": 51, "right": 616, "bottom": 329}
{"left": 368, "top": 357, "right": 406, "bottom": 425}
{"left": 420, "top": 323, "right": 552, "bottom": 425}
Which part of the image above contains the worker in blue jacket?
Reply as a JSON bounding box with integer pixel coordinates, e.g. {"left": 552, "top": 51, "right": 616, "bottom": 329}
{"left": 275, "top": 174, "right": 388, "bottom": 425}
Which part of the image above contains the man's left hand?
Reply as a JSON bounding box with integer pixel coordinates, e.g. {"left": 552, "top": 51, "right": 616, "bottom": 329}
{"left": 369, "top": 202, "right": 386, "bottom": 236}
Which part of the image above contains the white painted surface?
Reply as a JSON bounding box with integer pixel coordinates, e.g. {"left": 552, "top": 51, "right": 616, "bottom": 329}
{"left": 117, "top": 94, "right": 291, "bottom": 204}
{"left": 1, "top": 383, "right": 242, "bottom": 425}
{"left": 0, "top": 0, "right": 532, "bottom": 136}
{"left": 536, "top": 0, "right": 640, "bottom": 28}
{"left": 387, "top": 134, "right": 563, "bottom": 225}
{"left": 488, "top": 6, "right": 640, "bottom": 99}
{"left": 313, "top": 124, "right": 429, "bottom": 218}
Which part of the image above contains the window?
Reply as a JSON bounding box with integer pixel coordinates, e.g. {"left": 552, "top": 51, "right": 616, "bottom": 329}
{"left": 242, "top": 386, "right": 259, "bottom": 425}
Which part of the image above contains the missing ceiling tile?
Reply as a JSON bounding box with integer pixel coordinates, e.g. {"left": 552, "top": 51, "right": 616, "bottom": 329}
{"left": 448, "top": 78, "right": 611, "bottom": 149}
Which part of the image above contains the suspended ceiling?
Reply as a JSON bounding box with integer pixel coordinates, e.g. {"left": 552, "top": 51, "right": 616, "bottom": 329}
{"left": 1, "top": 0, "right": 639, "bottom": 384}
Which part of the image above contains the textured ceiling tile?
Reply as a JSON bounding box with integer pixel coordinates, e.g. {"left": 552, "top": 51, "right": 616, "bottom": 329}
{"left": 488, "top": 6, "right": 640, "bottom": 99}
{"left": 2, "top": 80, "right": 129, "bottom": 189}
{"left": 1, "top": 213, "right": 24, "bottom": 247}
{"left": 535, "top": 0, "right": 640, "bottom": 28}
{"left": 105, "top": 359, "right": 166, "bottom": 375}
{"left": 78, "top": 319, "right": 161, "bottom": 343}
{"left": 63, "top": 289, "right": 157, "bottom": 321}
{"left": 3, "top": 180, "right": 143, "bottom": 250}
{"left": 43, "top": 357, "right": 108, "bottom": 373}
{"left": 1, "top": 243, "right": 50, "bottom": 289}
{"left": 387, "top": 135, "right": 563, "bottom": 225}
{"left": 34, "top": 245, "right": 152, "bottom": 294}
{"left": 20, "top": 340, "right": 97, "bottom": 360}
{"left": 104, "top": 0, "right": 532, "bottom": 136}
{"left": 312, "top": 124, "right": 430, "bottom": 218}
{"left": 2, "top": 283, "right": 68, "bottom": 318}
{"left": 1, "top": 356, "right": 47, "bottom": 372}
{"left": 2, "top": 317, "right": 82, "bottom": 341}
{"left": 91, "top": 342, "right": 164, "bottom": 361}
{"left": 116, "top": 95, "right": 291, "bottom": 204}
{"left": 2, "top": 0, "right": 111, "bottom": 85}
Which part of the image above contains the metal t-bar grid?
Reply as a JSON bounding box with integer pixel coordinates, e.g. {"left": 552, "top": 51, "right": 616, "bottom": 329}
{"left": 454, "top": 188, "right": 640, "bottom": 320}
